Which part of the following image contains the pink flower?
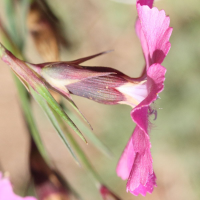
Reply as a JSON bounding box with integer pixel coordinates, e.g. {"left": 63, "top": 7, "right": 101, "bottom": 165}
{"left": 0, "top": 172, "right": 37, "bottom": 200}
{"left": 100, "top": 185, "right": 121, "bottom": 200}
{"left": 116, "top": 0, "right": 172, "bottom": 196}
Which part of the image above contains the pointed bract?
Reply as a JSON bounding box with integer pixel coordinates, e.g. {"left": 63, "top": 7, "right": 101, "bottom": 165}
{"left": 67, "top": 50, "right": 113, "bottom": 65}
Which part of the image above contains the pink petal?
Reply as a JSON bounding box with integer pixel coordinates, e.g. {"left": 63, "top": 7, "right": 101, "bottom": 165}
{"left": 122, "top": 64, "right": 165, "bottom": 195}
{"left": 116, "top": 135, "right": 136, "bottom": 180}
{"left": 100, "top": 185, "right": 121, "bottom": 200}
{"left": 129, "top": 172, "right": 156, "bottom": 196}
{"left": 0, "top": 173, "right": 37, "bottom": 200}
{"left": 117, "top": 80, "right": 148, "bottom": 107}
{"left": 136, "top": 3, "right": 172, "bottom": 69}
{"left": 118, "top": 0, "right": 171, "bottom": 196}
{"left": 117, "top": 125, "right": 156, "bottom": 195}
{"left": 126, "top": 126, "right": 156, "bottom": 195}
{"left": 131, "top": 63, "right": 166, "bottom": 128}
{"left": 137, "top": 0, "right": 154, "bottom": 8}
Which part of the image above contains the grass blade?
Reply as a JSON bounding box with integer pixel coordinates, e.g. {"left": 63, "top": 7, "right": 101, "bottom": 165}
{"left": 36, "top": 85, "right": 87, "bottom": 143}
{"left": 14, "top": 75, "right": 50, "bottom": 164}
{"left": 61, "top": 102, "right": 113, "bottom": 157}
{"left": 30, "top": 87, "right": 80, "bottom": 165}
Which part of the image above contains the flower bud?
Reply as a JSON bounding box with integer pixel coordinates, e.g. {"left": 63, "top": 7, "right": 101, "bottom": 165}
{"left": 28, "top": 51, "right": 148, "bottom": 108}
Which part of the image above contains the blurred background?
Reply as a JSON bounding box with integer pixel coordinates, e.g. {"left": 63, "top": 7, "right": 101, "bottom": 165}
{"left": 0, "top": 0, "right": 200, "bottom": 199}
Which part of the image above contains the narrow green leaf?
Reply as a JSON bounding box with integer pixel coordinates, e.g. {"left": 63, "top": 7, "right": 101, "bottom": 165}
{"left": 36, "top": 85, "right": 87, "bottom": 143}
{"left": 19, "top": 0, "right": 32, "bottom": 44}
{"left": 2, "top": 0, "right": 23, "bottom": 50}
{"left": 84, "top": 130, "right": 113, "bottom": 158}
{"left": 0, "top": 22, "right": 22, "bottom": 60}
{"left": 14, "top": 75, "right": 50, "bottom": 164}
{"left": 61, "top": 101, "right": 113, "bottom": 158}
{"left": 66, "top": 98, "right": 93, "bottom": 130}
{"left": 55, "top": 113, "right": 102, "bottom": 185}
{"left": 0, "top": 21, "right": 50, "bottom": 165}
{"left": 30, "top": 87, "right": 80, "bottom": 165}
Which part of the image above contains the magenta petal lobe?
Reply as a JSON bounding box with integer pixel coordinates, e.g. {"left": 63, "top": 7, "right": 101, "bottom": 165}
{"left": 124, "top": 126, "right": 155, "bottom": 195}
{"left": 116, "top": 135, "right": 136, "bottom": 180}
{"left": 131, "top": 64, "right": 166, "bottom": 125}
{"left": 126, "top": 64, "right": 166, "bottom": 196}
{"left": 137, "top": 0, "right": 154, "bottom": 8}
{"left": 136, "top": 3, "right": 172, "bottom": 69}
{"left": 129, "top": 172, "right": 156, "bottom": 196}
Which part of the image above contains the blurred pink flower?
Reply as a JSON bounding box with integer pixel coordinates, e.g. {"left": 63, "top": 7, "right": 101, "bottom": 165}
{"left": 100, "top": 185, "right": 121, "bottom": 200}
{"left": 0, "top": 172, "right": 37, "bottom": 200}
{"left": 116, "top": 0, "right": 172, "bottom": 196}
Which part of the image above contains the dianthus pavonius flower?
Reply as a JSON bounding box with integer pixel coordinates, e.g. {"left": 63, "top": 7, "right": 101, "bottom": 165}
{"left": 116, "top": 0, "right": 172, "bottom": 196}
{"left": 0, "top": 0, "right": 172, "bottom": 196}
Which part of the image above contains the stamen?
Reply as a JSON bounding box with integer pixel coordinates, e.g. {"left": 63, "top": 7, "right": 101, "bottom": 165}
{"left": 149, "top": 107, "right": 157, "bottom": 120}
{"left": 153, "top": 110, "right": 157, "bottom": 120}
